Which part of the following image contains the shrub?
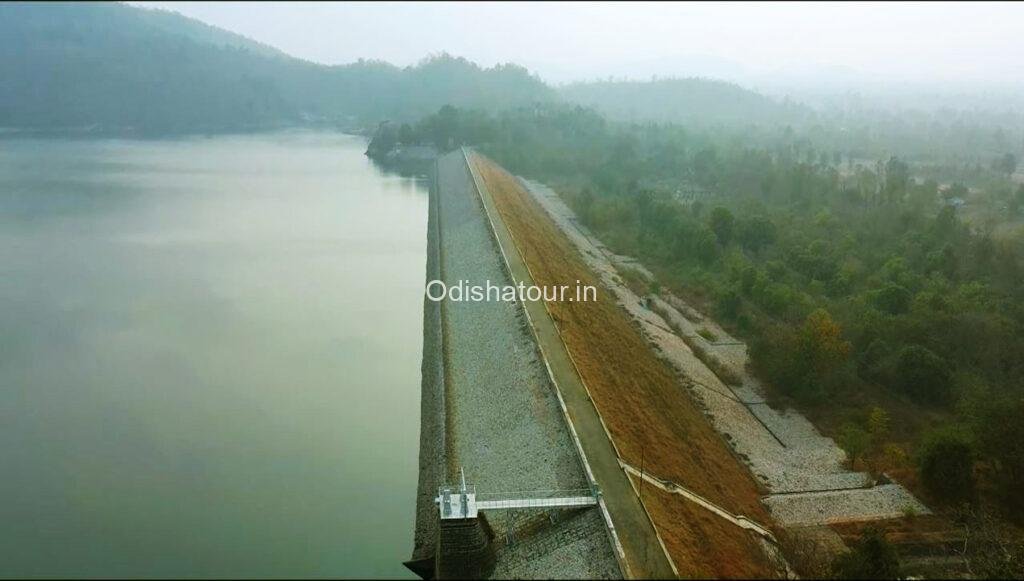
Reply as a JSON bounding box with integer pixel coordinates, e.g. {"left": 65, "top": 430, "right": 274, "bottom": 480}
{"left": 832, "top": 527, "right": 900, "bottom": 579}
{"left": 709, "top": 206, "right": 735, "bottom": 245}
{"left": 715, "top": 289, "right": 742, "bottom": 321}
{"left": 867, "top": 407, "right": 890, "bottom": 450}
{"left": 917, "top": 426, "right": 975, "bottom": 504}
{"left": 696, "top": 326, "right": 717, "bottom": 341}
{"left": 839, "top": 422, "right": 871, "bottom": 468}
{"left": 972, "top": 395, "right": 1024, "bottom": 518}
{"left": 894, "top": 345, "right": 952, "bottom": 405}
{"left": 882, "top": 443, "right": 908, "bottom": 470}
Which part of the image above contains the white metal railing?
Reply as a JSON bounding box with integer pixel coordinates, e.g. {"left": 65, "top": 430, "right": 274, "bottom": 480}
{"left": 436, "top": 482, "right": 598, "bottom": 519}
{"left": 475, "top": 488, "right": 594, "bottom": 502}
{"left": 476, "top": 496, "right": 597, "bottom": 511}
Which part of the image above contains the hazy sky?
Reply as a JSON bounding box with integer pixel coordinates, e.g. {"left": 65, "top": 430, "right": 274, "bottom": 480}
{"left": 137, "top": 2, "right": 1024, "bottom": 87}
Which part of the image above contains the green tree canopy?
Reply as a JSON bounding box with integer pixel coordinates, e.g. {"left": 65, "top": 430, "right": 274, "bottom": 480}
{"left": 709, "top": 207, "right": 736, "bottom": 246}
{"left": 737, "top": 215, "right": 776, "bottom": 253}
{"left": 917, "top": 426, "right": 976, "bottom": 504}
{"left": 894, "top": 345, "right": 953, "bottom": 404}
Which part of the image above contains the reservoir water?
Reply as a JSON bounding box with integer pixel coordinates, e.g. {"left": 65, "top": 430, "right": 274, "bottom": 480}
{"left": 0, "top": 132, "right": 426, "bottom": 578}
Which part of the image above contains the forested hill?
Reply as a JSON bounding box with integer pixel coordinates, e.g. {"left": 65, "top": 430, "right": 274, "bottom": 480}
{"left": 0, "top": 3, "right": 807, "bottom": 135}
{"left": 0, "top": 2, "right": 554, "bottom": 134}
{"left": 560, "top": 78, "right": 810, "bottom": 126}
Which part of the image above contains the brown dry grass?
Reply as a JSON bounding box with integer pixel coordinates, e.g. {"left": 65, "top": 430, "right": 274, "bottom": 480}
{"left": 631, "top": 475, "right": 780, "bottom": 578}
{"left": 473, "top": 154, "right": 778, "bottom": 577}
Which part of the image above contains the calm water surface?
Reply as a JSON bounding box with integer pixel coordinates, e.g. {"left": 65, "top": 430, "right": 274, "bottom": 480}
{"left": 0, "top": 132, "right": 426, "bottom": 577}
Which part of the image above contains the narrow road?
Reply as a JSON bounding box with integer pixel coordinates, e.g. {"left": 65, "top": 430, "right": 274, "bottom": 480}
{"left": 464, "top": 149, "right": 677, "bottom": 579}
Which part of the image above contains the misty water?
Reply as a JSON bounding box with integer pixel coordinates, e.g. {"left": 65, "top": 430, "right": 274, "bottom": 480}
{"left": 0, "top": 132, "right": 426, "bottom": 577}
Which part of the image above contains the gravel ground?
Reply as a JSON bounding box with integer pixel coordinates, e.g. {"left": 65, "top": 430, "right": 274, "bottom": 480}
{"left": 490, "top": 509, "right": 620, "bottom": 579}
{"left": 431, "top": 153, "right": 618, "bottom": 578}
{"left": 518, "top": 177, "right": 929, "bottom": 527}
{"left": 764, "top": 485, "right": 929, "bottom": 526}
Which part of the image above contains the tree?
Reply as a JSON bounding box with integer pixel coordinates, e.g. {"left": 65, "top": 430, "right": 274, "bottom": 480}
{"left": 993, "top": 153, "right": 1018, "bottom": 176}
{"left": 839, "top": 422, "right": 871, "bottom": 468}
{"left": 894, "top": 345, "right": 952, "bottom": 404}
{"left": 955, "top": 506, "right": 1024, "bottom": 578}
{"left": 859, "top": 338, "right": 891, "bottom": 382}
{"left": 884, "top": 156, "right": 910, "bottom": 203}
{"left": 694, "top": 227, "right": 719, "bottom": 265}
{"left": 709, "top": 206, "right": 735, "bottom": 246}
{"left": 428, "top": 104, "right": 460, "bottom": 150}
{"left": 867, "top": 407, "right": 890, "bottom": 450}
{"left": 832, "top": 527, "right": 901, "bottom": 579}
{"left": 716, "top": 289, "right": 742, "bottom": 321}
{"left": 366, "top": 121, "right": 399, "bottom": 156}
{"left": 753, "top": 309, "right": 851, "bottom": 402}
{"left": 801, "top": 309, "right": 852, "bottom": 379}
{"left": 917, "top": 426, "right": 975, "bottom": 504}
{"left": 398, "top": 122, "right": 416, "bottom": 145}
{"left": 738, "top": 215, "right": 776, "bottom": 253}
{"left": 870, "top": 283, "right": 912, "bottom": 315}
{"left": 973, "top": 396, "right": 1024, "bottom": 516}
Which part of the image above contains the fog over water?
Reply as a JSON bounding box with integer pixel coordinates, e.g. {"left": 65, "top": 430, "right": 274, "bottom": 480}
{"left": 0, "top": 132, "right": 426, "bottom": 577}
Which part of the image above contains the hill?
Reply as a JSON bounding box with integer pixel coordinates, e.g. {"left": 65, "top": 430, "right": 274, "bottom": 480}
{"left": 560, "top": 78, "right": 810, "bottom": 126}
{"left": 0, "top": 2, "right": 554, "bottom": 134}
{"left": 1, "top": 3, "right": 809, "bottom": 136}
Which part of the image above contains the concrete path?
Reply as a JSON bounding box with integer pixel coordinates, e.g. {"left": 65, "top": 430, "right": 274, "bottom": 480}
{"left": 464, "top": 149, "right": 677, "bottom": 579}
{"left": 620, "top": 461, "right": 775, "bottom": 541}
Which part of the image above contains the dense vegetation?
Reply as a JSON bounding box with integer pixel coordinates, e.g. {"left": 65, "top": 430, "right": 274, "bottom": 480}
{"left": 394, "top": 102, "right": 1024, "bottom": 523}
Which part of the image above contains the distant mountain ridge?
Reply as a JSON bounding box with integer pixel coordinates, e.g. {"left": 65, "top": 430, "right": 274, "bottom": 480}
{"left": 0, "top": 2, "right": 804, "bottom": 135}
{"left": 560, "top": 78, "right": 810, "bottom": 126}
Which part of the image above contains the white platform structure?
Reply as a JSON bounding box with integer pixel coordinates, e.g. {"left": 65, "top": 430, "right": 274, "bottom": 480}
{"left": 436, "top": 468, "right": 597, "bottom": 520}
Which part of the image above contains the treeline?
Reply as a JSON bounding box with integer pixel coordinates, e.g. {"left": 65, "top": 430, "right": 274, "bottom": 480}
{"left": 403, "top": 102, "right": 1024, "bottom": 519}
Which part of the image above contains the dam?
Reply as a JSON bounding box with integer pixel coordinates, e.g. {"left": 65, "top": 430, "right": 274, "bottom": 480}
{"left": 405, "top": 147, "right": 929, "bottom": 579}
{"left": 406, "top": 150, "right": 623, "bottom": 579}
